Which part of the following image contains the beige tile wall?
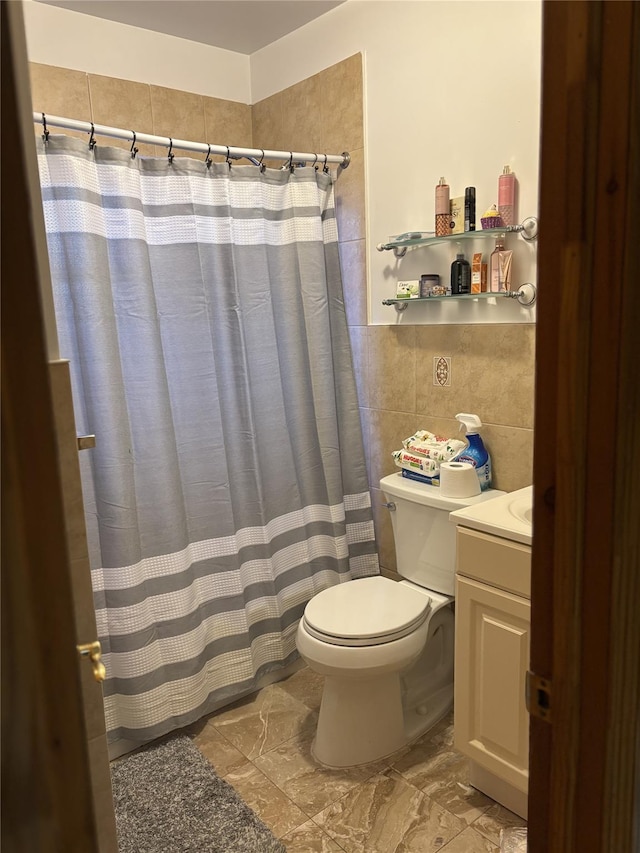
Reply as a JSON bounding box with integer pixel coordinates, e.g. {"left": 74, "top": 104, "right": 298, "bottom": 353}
{"left": 31, "top": 59, "right": 535, "bottom": 582}
{"left": 29, "top": 62, "right": 252, "bottom": 158}
{"left": 253, "top": 54, "right": 536, "bottom": 578}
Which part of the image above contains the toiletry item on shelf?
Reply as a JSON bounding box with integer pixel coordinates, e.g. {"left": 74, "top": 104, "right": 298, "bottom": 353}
{"left": 451, "top": 253, "right": 471, "bottom": 294}
{"left": 454, "top": 412, "right": 492, "bottom": 490}
{"left": 498, "top": 165, "right": 517, "bottom": 226}
{"left": 481, "top": 204, "right": 504, "bottom": 230}
{"left": 435, "top": 177, "right": 450, "bottom": 237}
{"left": 471, "top": 253, "right": 487, "bottom": 293}
{"left": 490, "top": 238, "right": 505, "bottom": 292}
{"left": 396, "top": 280, "right": 420, "bottom": 299}
{"left": 420, "top": 274, "right": 440, "bottom": 297}
{"left": 449, "top": 195, "right": 464, "bottom": 234}
{"left": 499, "top": 249, "right": 513, "bottom": 291}
{"left": 464, "top": 187, "right": 476, "bottom": 231}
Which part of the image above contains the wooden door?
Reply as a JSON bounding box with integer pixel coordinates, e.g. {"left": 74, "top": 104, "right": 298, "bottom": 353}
{"left": 2, "top": 3, "right": 108, "bottom": 850}
{"left": 529, "top": 1, "right": 640, "bottom": 850}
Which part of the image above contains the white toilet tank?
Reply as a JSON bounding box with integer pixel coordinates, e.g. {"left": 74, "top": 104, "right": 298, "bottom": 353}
{"left": 380, "top": 473, "right": 504, "bottom": 596}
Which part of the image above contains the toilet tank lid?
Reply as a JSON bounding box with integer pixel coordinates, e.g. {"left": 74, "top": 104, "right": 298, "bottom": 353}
{"left": 380, "top": 473, "right": 505, "bottom": 510}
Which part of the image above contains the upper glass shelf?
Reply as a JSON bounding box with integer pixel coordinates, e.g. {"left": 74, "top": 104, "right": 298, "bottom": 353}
{"left": 376, "top": 217, "right": 538, "bottom": 257}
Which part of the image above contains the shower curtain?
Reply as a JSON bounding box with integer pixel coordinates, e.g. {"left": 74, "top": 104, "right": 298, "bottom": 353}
{"left": 38, "top": 135, "right": 378, "bottom": 744}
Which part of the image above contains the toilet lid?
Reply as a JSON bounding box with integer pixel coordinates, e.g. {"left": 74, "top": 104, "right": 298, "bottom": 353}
{"left": 303, "top": 576, "right": 431, "bottom": 647}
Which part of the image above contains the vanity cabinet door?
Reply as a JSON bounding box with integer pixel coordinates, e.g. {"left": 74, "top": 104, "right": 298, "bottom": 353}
{"left": 454, "top": 576, "right": 530, "bottom": 794}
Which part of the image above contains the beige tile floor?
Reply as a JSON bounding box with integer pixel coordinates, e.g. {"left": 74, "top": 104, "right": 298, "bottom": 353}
{"left": 186, "top": 667, "right": 527, "bottom": 852}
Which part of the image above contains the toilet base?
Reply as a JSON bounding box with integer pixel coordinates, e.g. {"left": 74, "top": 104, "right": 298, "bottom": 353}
{"left": 311, "top": 674, "right": 453, "bottom": 768}
{"left": 312, "top": 672, "right": 406, "bottom": 767}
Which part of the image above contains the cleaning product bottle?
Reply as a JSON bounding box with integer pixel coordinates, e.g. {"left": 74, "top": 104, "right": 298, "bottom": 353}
{"left": 454, "top": 413, "right": 492, "bottom": 490}
{"left": 435, "top": 177, "right": 450, "bottom": 237}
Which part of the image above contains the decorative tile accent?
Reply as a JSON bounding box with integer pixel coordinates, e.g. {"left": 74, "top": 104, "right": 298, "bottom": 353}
{"left": 434, "top": 356, "right": 452, "bottom": 387}
{"left": 416, "top": 325, "right": 536, "bottom": 430}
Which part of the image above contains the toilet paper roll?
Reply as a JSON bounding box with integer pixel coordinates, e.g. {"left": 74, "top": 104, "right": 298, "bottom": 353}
{"left": 439, "top": 461, "right": 481, "bottom": 498}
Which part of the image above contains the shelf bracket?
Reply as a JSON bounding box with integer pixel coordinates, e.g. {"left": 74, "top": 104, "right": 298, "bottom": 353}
{"left": 504, "top": 282, "right": 537, "bottom": 306}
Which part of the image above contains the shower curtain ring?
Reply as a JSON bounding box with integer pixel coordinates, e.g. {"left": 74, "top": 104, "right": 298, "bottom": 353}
{"left": 226, "top": 146, "right": 232, "bottom": 169}
{"left": 41, "top": 112, "right": 50, "bottom": 142}
{"left": 312, "top": 153, "right": 318, "bottom": 171}
{"left": 168, "top": 138, "right": 174, "bottom": 164}
{"left": 259, "top": 149, "right": 266, "bottom": 173}
{"left": 323, "top": 153, "right": 329, "bottom": 174}
{"left": 88, "top": 122, "right": 97, "bottom": 151}
{"left": 205, "top": 144, "right": 212, "bottom": 168}
{"left": 130, "top": 131, "right": 138, "bottom": 159}
{"left": 288, "top": 152, "right": 294, "bottom": 173}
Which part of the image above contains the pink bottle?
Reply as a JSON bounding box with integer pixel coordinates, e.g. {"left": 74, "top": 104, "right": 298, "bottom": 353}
{"left": 498, "top": 165, "right": 516, "bottom": 227}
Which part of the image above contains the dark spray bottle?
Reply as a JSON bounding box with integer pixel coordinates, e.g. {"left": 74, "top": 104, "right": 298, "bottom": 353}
{"left": 451, "top": 253, "right": 471, "bottom": 294}
{"left": 464, "top": 186, "right": 476, "bottom": 231}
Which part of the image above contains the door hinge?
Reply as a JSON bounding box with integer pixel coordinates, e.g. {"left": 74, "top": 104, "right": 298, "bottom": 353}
{"left": 526, "top": 670, "right": 552, "bottom": 722}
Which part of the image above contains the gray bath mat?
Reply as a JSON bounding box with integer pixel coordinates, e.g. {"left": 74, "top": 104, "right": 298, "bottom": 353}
{"left": 110, "top": 734, "right": 285, "bottom": 853}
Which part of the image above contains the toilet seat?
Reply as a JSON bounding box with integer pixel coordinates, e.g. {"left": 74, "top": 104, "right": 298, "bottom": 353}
{"left": 302, "top": 576, "right": 431, "bottom": 647}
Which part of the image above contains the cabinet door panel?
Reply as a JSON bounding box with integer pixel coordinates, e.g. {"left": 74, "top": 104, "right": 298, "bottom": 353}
{"left": 455, "top": 576, "right": 530, "bottom": 792}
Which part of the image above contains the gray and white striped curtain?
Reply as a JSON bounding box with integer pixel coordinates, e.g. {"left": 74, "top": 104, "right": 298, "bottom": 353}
{"left": 38, "top": 135, "right": 378, "bottom": 745}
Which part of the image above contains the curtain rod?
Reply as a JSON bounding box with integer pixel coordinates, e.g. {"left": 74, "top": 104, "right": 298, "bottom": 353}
{"left": 34, "top": 112, "right": 350, "bottom": 169}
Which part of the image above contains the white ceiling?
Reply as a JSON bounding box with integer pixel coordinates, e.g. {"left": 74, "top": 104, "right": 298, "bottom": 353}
{"left": 34, "top": 0, "right": 345, "bottom": 54}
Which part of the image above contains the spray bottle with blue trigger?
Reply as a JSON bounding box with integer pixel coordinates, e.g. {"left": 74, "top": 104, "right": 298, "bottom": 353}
{"left": 454, "top": 413, "right": 492, "bottom": 490}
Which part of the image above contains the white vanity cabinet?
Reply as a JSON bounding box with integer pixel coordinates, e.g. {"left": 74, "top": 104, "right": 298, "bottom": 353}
{"left": 454, "top": 525, "right": 531, "bottom": 819}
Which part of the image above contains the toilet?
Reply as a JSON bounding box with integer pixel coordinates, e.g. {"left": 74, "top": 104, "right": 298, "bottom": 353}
{"left": 296, "top": 471, "right": 503, "bottom": 767}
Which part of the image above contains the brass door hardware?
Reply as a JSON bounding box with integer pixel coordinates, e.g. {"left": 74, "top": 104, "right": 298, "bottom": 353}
{"left": 77, "top": 640, "right": 106, "bottom": 683}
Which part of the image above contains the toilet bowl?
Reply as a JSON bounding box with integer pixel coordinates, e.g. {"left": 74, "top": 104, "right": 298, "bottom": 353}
{"left": 296, "top": 472, "right": 504, "bottom": 768}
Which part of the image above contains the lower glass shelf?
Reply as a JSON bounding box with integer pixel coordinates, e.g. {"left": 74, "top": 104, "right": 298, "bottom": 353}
{"left": 383, "top": 284, "right": 536, "bottom": 309}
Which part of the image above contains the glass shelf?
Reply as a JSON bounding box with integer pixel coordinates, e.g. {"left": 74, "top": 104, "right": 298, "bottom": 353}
{"left": 383, "top": 227, "right": 510, "bottom": 250}
{"left": 383, "top": 292, "right": 505, "bottom": 305}
{"left": 376, "top": 217, "right": 537, "bottom": 257}
{"left": 383, "top": 283, "right": 537, "bottom": 309}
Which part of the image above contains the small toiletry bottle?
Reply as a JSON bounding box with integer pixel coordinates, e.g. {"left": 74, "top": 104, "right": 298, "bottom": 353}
{"left": 490, "top": 238, "right": 505, "bottom": 292}
{"left": 498, "top": 165, "right": 516, "bottom": 226}
{"left": 451, "top": 253, "right": 471, "bottom": 295}
{"left": 464, "top": 187, "right": 476, "bottom": 232}
{"left": 435, "top": 177, "right": 450, "bottom": 237}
